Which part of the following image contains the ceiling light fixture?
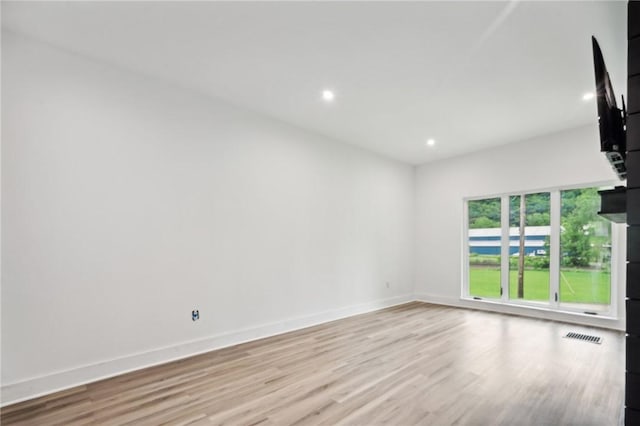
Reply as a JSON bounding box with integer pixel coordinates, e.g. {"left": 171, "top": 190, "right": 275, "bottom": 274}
{"left": 582, "top": 92, "right": 595, "bottom": 101}
{"left": 322, "top": 89, "right": 335, "bottom": 102}
{"left": 426, "top": 139, "right": 436, "bottom": 147}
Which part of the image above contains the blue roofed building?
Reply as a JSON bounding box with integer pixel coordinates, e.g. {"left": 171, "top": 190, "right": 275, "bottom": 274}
{"left": 469, "top": 226, "right": 550, "bottom": 256}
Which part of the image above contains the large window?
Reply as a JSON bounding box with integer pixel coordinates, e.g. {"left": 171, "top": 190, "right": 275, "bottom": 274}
{"left": 559, "top": 188, "right": 611, "bottom": 312}
{"left": 468, "top": 198, "right": 501, "bottom": 299}
{"left": 464, "top": 185, "right": 616, "bottom": 315}
{"left": 508, "top": 192, "right": 551, "bottom": 303}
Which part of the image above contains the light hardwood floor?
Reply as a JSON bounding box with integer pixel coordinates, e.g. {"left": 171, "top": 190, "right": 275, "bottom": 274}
{"left": 1, "top": 302, "right": 624, "bottom": 425}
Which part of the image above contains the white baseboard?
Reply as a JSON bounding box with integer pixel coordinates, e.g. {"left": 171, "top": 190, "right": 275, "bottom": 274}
{"left": 3, "top": 292, "right": 621, "bottom": 407}
{"left": 415, "top": 293, "right": 625, "bottom": 331}
{"left": 0, "top": 294, "right": 414, "bottom": 407}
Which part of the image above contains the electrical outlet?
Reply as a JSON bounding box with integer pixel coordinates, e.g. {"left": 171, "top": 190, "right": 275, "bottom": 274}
{"left": 386, "top": 282, "right": 390, "bottom": 288}
{"left": 192, "top": 310, "right": 200, "bottom": 321}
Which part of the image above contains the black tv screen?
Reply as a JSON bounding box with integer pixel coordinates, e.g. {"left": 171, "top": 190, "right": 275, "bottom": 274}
{"left": 592, "top": 36, "right": 626, "bottom": 179}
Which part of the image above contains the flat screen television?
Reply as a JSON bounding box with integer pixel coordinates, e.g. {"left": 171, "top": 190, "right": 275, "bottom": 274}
{"left": 592, "top": 36, "right": 626, "bottom": 180}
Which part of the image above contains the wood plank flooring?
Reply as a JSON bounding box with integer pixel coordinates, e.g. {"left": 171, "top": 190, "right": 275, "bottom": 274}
{"left": 1, "top": 302, "right": 624, "bottom": 425}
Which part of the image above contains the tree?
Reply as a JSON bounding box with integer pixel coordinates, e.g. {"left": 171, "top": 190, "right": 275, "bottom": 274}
{"left": 472, "top": 216, "right": 500, "bottom": 228}
{"left": 469, "top": 198, "right": 501, "bottom": 229}
{"left": 560, "top": 189, "right": 602, "bottom": 267}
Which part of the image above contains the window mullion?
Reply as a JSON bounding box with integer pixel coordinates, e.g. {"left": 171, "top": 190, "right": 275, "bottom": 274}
{"left": 549, "top": 190, "right": 561, "bottom": 308}
{"left": 501, "top": 195, "right": 510, "bottom": 302}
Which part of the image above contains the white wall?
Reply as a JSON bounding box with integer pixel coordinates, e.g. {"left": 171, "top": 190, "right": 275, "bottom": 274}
{"left": 1, "top": 33, "right": 415, "bottom": 404}
{"left": 414, "top": 124, "right": 626, "bottom": 330}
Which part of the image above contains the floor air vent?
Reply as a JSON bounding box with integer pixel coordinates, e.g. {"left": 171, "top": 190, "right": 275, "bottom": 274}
{"left": 564, "top": 332, "right": 602, "bottom": 344}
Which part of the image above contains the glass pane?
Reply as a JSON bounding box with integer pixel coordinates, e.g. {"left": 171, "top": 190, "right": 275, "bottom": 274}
{"left": 508, "top": 193, "right": 550, "bottom": 302}
{"left": 468, "top": 198, "right": 501, "bottom": 298}
{"left": 559, "top": 188, "right": 611, "bottom": 311}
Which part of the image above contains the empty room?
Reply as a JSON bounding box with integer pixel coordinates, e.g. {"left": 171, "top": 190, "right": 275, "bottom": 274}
{"left": 1, "top": 1, "right": 636, "bottom": 425}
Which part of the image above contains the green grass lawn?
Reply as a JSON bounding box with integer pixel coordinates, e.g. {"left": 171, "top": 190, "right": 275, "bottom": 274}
{"left": 469, "top": 268, "right": 610, "bottom": 305}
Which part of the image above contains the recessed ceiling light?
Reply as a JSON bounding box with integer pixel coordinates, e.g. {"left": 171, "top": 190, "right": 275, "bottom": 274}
{"left": 322, "top": 89, "right": 335, "bottom": 102}
{"left": 582, "top": 92, "right": 595, "bottom": 101}
{"left": 426, "top": 139, "right": 436, "bottom": 147}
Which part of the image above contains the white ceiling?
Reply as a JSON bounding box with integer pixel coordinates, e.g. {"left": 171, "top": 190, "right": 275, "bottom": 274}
{"left": 1, "top": 1, "right": 628, "bottom": 164}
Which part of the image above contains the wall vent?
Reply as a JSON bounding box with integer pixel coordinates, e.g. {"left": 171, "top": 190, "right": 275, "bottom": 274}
{"left": 564, "top": 332, "right": 602, "bottom": 344}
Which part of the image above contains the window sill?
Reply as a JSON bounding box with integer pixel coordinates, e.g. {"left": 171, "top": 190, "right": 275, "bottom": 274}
{"left": 460, "top": 296, "right": 618, "bottom": 321}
